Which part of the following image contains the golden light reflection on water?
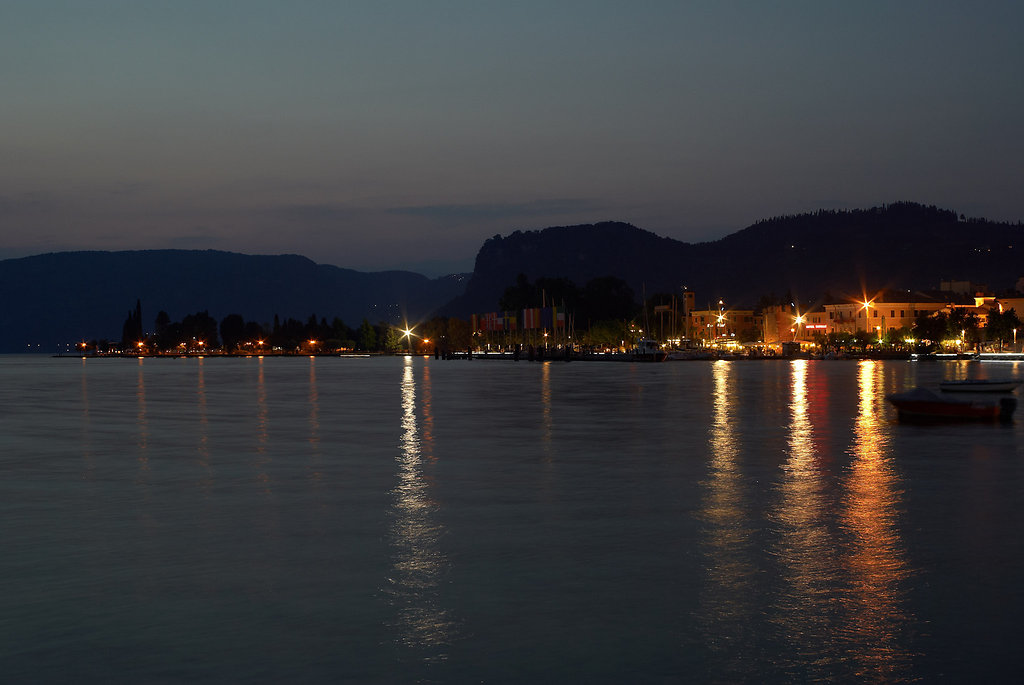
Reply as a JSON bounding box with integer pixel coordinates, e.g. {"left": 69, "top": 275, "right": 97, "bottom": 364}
{"left": 769, "top": 359, "right": 914, "bottom": 680}
{"left": 541, "top": 362, "right": 554, "bottom": 462}
{"left": 253, "top": 355, "right": 271, "bottom": 493}
{"left": 389, "top": 357, "right": 453, "bottom": 656}
{"left": 773, "top": 359, "right": 836, "bottom": 671}
{"left": 700, "top": 360, "right": 758, "bottom": 662}
{"left": 840, "top": 360, "right": 913, "bottom": 679}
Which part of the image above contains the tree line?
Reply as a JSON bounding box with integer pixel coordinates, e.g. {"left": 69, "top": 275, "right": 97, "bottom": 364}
{"left": 105, "top": 300, "right": 468, "bottom": 354}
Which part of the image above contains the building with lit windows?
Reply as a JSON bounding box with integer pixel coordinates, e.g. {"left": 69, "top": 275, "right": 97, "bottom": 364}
{"left": 688, "top": 306, "right": 759, "bottom": 344}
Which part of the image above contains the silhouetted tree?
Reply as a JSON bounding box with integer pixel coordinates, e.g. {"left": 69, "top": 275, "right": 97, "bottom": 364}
{"left": 120, "top": 299, "right": 144, "bottom": 348}
{"left": 499, "top": 274, "right": 537, "bottom": 311}
{"left": 913, "top": 312, "right": 948, "bottom": 351}
{"left": 985, "top": 307, "right": 1022, "bottom": 350}
{"left": 581, "top": 276, "right": 636, "bottom": 322}
{"left": 357, "top": 318, "right": 377, "bottom": 351}
{"left": 181, "top": 311, "right": 219, "bottom": 349}
{"left": 219, "top": 314, "right": 246, "bottom": 351}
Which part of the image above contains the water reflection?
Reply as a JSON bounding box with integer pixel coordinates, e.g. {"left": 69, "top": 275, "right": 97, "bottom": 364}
{"left": 772, "top": 360, "right": 838, "bottom": 676}
{"left": 540, "top": 362, "right": 554, "bottom": 461}
{"left": 388, "top": 357, "right": 453, "bottom": 657}
{"left": 196, "top": 357, "right": 212, "bottom": 493}
{"left": 135, "top": 358, "right": 150, "bottom": 483}
{"left": 699, "top": 360, "right": 758, "bottom": 670}
{"left": 840, "top": 360, "right": 913, "bottom": 679}
{"left": 307, "top": 357, "right": 322, "bottom": 484}
{"left": 253, "top": 356, "right": 271, "bottom": 493}
{"left": 420, "top": 364, "right": 434, "bottom": 460}
{"left": 80, "top": 359, "right": 95, "bottom": 479}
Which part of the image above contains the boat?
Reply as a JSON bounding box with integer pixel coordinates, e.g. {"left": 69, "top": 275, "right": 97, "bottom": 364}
{"left": 886, "top": 387, "right": 1017, "bottom": 422}
{"left": 939, "top": 379, "right": 1022, "bottom": 393}
{"left": 632, "top": 338, "right": 667, "bottom": 362}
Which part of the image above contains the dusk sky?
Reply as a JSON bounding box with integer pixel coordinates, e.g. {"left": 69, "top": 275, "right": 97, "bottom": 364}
{"left": 2, "top": 1, "right": 1022, "bottom": 276}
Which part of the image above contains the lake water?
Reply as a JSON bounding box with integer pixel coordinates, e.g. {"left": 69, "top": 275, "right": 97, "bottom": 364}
{"left": 2, "top": 354, "right": 1023, "bottom": 683}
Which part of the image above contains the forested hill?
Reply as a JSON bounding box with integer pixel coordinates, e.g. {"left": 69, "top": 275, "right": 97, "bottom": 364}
{"left": 0, "top": 250, "right": 467, "bottom": 352}
{"left": 444, "top": 203, "right": 1024, "bottom": 315}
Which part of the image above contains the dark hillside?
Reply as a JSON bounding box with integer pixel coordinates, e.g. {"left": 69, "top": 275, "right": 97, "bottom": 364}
{"left": 0, "top": 250, "right": 466, "bottom": 352}
{"left": 445, "top": 203, "right": 1024, "bottom": 315}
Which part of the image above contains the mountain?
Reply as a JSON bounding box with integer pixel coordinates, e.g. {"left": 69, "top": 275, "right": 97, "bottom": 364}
{"left": 0, "top": 250, "right": 467, "bottom": 352}
{"left": 4, "top": 202, "right": 1022, "bottom": 352}
{"left": 445, "top": 203, "right": 1024, "bottom": 315}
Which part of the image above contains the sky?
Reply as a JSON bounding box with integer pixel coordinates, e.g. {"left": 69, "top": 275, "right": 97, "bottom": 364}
{"left": 2, "top": 1, "right": 1022, "bottom": 276}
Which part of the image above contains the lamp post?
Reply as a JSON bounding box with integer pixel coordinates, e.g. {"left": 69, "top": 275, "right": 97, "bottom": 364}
{"left": 402, "top": 327, "right": 413, "bottom": 355}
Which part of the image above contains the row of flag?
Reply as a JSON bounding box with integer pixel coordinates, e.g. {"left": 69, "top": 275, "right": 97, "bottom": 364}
{"left": 472, "top": 307, "right": 566, "bottom": 332}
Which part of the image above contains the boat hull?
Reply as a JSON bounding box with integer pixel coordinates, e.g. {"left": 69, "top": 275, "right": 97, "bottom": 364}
{"left": 887, "top": 388, "right": 1017, "bottom": 422}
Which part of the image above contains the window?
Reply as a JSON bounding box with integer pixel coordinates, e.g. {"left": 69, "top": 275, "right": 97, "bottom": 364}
{"left": 890, "top": 310, "right": 895, "bottom": 318}
{"left": 900, "top": 310, "right": 905, "bottom": 317}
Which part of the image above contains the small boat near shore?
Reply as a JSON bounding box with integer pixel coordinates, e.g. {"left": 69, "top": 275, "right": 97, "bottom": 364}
{"left": 938, "top": 379, "right": 1022, "bottom": 393}
{"left": 887, "top": 387, "right": 1017, "bottom": 422}
{"left": 632, "top": 338, "right": 667, "bottom": 362}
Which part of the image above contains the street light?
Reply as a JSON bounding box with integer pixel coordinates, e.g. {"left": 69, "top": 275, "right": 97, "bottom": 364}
{"left": 401, "top": 326, "right": 414, "bottom": 354}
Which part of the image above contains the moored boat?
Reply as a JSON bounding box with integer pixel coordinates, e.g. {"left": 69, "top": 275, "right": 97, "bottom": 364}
{"left": 887, "top": 387, "right": 1017, "bottom": 422}
{"left": 938, "top": 379, "right": 1022, "bottom": 393}
{"left": 632, "top": 338, "right": 667, "bottom": 362}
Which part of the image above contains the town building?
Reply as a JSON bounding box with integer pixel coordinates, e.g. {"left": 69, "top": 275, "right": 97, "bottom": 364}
{"left": 688, "top": 304, "right": 759, "bottom": 344}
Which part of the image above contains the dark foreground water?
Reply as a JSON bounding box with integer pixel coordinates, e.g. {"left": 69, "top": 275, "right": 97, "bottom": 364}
{"left": 2, "top": 354, "right": 1023, "bottom": 683}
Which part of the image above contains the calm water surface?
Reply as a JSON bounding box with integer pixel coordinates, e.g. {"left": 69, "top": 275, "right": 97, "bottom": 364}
{"left": 2, "top": 354, "right": 1023, "bottom": 683}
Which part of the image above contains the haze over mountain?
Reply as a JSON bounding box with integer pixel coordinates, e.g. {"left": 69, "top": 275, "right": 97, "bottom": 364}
{"left": 2, "top": 203, "right": 1022, "bottom": 352}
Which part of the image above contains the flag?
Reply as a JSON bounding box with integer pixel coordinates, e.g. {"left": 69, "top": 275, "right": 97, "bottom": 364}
{"left": 523, "top": 308, "right": 541, "bottom": 329}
